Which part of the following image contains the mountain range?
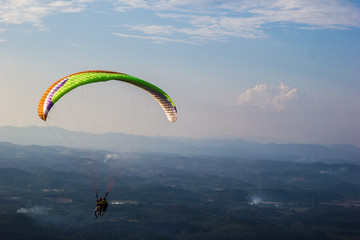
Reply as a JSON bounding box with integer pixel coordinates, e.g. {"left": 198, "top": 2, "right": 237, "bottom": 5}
{"left": 1, "top": 125, "right": 359, "bottom": 164}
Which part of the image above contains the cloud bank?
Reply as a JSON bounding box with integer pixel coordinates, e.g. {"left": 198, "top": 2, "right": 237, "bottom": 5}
{"left": 237, "top": 83, "right": 299, "bottom": 111}
{"left": 0, "top": 0, "right": 89, "bottom": 28}
{"left": 1, "top": 0, "right": 359, "bottom": 43}
{"left": 113, "top": 0, "right": 360, "bottom": 43}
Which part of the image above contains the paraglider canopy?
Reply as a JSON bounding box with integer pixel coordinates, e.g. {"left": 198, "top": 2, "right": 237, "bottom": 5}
{"left": 38, "top": 70, "right": 177, "bottom": 122}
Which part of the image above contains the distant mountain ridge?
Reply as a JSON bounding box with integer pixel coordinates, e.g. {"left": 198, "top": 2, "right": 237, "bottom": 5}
{"left": 1, "top": 125, "right": 359, "bottom": 164}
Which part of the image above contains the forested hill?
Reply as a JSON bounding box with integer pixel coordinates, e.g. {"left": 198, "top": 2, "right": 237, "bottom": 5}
{"left": 1, "top": 141, "right": 360, "bottom": 239}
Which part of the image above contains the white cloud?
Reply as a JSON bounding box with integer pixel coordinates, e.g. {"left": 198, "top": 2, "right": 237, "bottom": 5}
{"left": 125, "top": 24, "right": 176, "bottom": 35}
{"left": 115, "top": 0, "right": 360, "bottom": 29}
{"left": 112, "top": 32, "right": 197, "bottom": 44}
{"left": 247, "top": 0, "right": 360, "bottom": 29}
{"left": 114, "top": 0, "right": 360, "bottom": 43}
{"left": 115, "top": 0, "right": 151, "bottom": 12}
{"left": 0, "top": 0, "right": 88, "bottom": 27}
{"left": 1, "top": 0, "right": 359, "bottom": 43}
{"left": 237, "top": 83, "right": 299, "bottom": 111}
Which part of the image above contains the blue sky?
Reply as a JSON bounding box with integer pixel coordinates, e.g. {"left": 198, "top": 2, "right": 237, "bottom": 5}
{"left": 0, "top": 0, "right": 359, "bottom": 145}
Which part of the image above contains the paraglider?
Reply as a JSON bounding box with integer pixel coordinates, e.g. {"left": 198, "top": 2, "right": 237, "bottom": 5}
{"left": 95, "top": 192, "right": 109, "bottom": 218}
{"left": 37, "top": 70, "right": 177, "bottom": 218}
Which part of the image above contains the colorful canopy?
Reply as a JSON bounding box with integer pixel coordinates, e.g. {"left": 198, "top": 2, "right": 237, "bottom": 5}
{"left": 38, "top": 70, "right": 177, "bottom": 122}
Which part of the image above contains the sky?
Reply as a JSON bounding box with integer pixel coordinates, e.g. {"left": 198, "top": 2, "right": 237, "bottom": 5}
{"left": 0, "top": 0, "right": 359, "bottom": 146}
